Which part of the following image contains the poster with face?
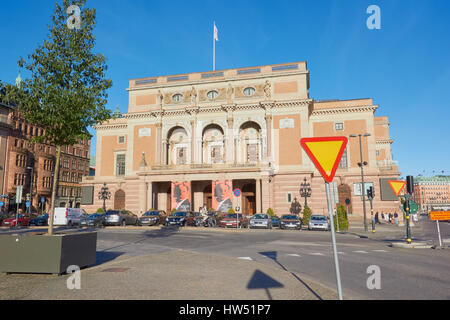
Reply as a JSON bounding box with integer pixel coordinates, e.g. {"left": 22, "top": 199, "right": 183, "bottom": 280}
{"left": 171, "top": 182, "right": 191, "bottom": 211}
{"left": 212, "top": 180, "right": 233, "bottom": 213}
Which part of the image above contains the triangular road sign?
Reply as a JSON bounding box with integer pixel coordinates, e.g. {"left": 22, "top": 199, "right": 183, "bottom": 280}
{"left": 388, "top": 180, "right": 406, "bottom": 196}
{"left": 300, "top": 137, "right": 348, "bottom": 183}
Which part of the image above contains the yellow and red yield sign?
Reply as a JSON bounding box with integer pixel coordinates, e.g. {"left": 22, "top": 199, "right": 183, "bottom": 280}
{"left": 300, "top": 137, "right": 348, "bottom": 183}
{"left": 388, "top": 180, "right": 406, "bottom": 196}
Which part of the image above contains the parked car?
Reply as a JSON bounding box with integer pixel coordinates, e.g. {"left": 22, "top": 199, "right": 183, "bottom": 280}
{"left": 165, "top": 211, "right": 195, "bottom": 226}
{"left": 249, "top": 213, "right": 272, "bottom": 229}
{"left": 279, "top": 214, "right": 302, "bottom": 230}
{"left": 29, "top": 213, "right": 49, "bottom": 226}
{"left": 308, "top": 215, "right": 330, "bottom": 231}
{"left": 80, "top": 213, "right": 105, "bottom": 228}
{"left": 2, "top": 214, "right": 34, "bottom": 227}
{"left": 0, "top": 213, "right": 14, "bottom": 225}
{"left": 138, "top": 210, "right": 166, "bottom": 226}
{"left": 104, "top": 210, "right": 138, "bottom": 226}
{"left": 271, "top": 215, "right": 280, "bottom": 228}
{"left": 50, "top": 207, "right": 86, "bottom": 227}
{"left": 220, "top": 213, "right": 248, "bottom": 228}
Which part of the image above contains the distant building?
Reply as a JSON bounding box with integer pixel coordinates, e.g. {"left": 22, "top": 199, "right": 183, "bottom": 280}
{"left": 414, "top": 176, "right": 450, "bottom": 211}
{"left": 54, "top": 140, "right": 91, "bottom": 208}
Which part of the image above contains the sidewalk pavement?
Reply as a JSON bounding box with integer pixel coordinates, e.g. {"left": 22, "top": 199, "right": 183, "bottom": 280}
{"left": 0, "top": 249, "right": 339, "bottom": 300}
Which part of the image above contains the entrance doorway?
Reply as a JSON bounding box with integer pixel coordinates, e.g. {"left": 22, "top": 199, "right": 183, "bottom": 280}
{"left": 242, "top": 183, "right": 256, "bottom": 215}
{"left": 203, "top": 184, "right": 212, "bottom": 210}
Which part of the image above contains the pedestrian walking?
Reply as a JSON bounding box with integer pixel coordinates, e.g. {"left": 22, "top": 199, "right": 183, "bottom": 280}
{"left": 381, "top": 212, "right": 385, "bottom": 223}
{"left": 375, "top": 212, "right": 380, "bottom": 224}
{"left": 388, "top": 213, "right": 392, "bottom": 224}
{"left": 394, "top": 212, "right": 399, "bottom": 225}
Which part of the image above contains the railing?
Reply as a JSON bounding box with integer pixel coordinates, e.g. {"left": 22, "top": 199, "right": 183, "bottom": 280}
{"left": 377, "top": 160, "right": 399, "bottom": 171}
{"left": 150, "top": 162, "right": 267, "bottom": 171}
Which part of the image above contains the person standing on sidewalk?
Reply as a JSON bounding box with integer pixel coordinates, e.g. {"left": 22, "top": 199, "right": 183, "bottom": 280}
{"left": 394, "top": 212, "right": 399, "bottom": 225}
{"left": 375, "top": 212, "right": 380, "bottom": 224}
{"left": 381, "top": 212, "right": 385, "bottom": 223}
{"left": 388, "top": 213, "right": 392, "bottom": 224}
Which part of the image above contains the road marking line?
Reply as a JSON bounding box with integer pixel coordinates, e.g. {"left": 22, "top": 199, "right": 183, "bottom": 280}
{"left": 353, "top": 250, "right": 368, "bottom": 254}
{"left": 237, "top": 257, "right": 253, "bottom": 261}
{"left": 372, "top": 249, "right": 388, "bottom": 252}
{"left": 338, "top": 252, "right": 346, "bottom": 255}
{"left": 309, "top": 252, "right": 324, "bottom": 256}
{"left": 286, "top": 254, "right": 301, "bottom": 257}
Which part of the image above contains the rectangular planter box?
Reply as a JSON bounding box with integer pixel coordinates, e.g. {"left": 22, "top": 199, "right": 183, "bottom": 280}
{"left": 0, "top": 231, "right": 97, "bottom": 275}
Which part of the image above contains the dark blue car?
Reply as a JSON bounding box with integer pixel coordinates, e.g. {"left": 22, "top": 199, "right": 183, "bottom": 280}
{"left": 29, "top": 214, "right": 49, "bottom": 226}
{"left": 271, "top": 215, "right": 280, "bottom": 228}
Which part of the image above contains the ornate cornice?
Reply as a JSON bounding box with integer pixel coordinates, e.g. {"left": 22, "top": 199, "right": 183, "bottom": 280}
{"left": 311, "top": 105, "right": 378, "bottom": 116}
{"left": 94, "top": 124, "right": 128, "bottom": 131}
{"left": 376, "top": 139, "right": 394, "bottom": 145}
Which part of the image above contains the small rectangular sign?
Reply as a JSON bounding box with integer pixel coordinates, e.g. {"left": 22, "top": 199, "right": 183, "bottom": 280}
{"left": 16, "top": 185, "right": 23, "bottom": 204}
{"left": 430, "top": 211, "right": 450, "bottom": 221}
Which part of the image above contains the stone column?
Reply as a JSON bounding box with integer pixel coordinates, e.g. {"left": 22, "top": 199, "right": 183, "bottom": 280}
{"left": 162, "top": 140, "right": 167, "bottom": 165}
{"left": 146, "top": 182, "right": 153, "bottom": 210}
{"left": 190, "top": 120, "right": 196, "bottom": 164}
{"left": 156, "top": 123, "right": 162, "bottom": 164}
{"left": 265, "top": 115, "right": 272, "bottom": 160}
{"left": 256, "top": 178, "right": 262, "bottom": 213}
{"left": 227, "top": 118, "right": 234, "bottom": 163}
{"left": 261, "top": 176, "right": 270, "bottom": 213}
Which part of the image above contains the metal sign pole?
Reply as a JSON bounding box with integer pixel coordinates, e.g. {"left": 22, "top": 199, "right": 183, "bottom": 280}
{"left": 325, "top": 182, "right": 343, "bottom": 300}
{"left": 436, "top": 220, "right": 443, "bottom": 248}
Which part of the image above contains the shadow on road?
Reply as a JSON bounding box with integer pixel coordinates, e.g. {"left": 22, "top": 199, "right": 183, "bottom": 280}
{"left": 247, "top": 269, "right": 284, "bottom": 300}
{"left": 93, "top": 251, "right": 125, "bottom": 267}
{"left": 258, "top": 251, "right": 323, "bottom": 300}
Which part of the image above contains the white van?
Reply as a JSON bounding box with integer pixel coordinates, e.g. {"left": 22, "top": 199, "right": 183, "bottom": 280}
{"left": 49, "top": 207, "right": 86, "bottom": 226}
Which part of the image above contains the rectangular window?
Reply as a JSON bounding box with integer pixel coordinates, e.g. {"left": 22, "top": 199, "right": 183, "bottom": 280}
{"left": 338, "top": 148, "right": 348, "bottom": 168}
{"left": 118, "top": 136, "right": 125, "bottom": 144}
{"left": 177, "top": 147, "right": 187, "bottom": 164}
{"left": 247, "top": 144, "right": 259, "bottom": 162}
{"left": 116, "top": 154, "right": 126, "bottom": 176}
{"left": 376, "top": 150, "right": 380, "bottom": 156}
{"left": 211, "top": 146, "right": 222, "bottom": 163}
{"left": 335, "top": 123, "right": 344, "bottom": 131}
{"left": 287, "top": 193, "right": 292, "bottom": 203}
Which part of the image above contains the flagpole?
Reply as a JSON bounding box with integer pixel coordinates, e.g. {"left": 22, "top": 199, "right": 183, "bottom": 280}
{"left": 213, "top": 21, "right": 216, "bottom": 71}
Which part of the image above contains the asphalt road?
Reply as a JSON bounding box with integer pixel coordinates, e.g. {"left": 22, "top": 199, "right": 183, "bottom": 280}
{"left": 1, "top": 217, "right": 449, "bottom": 300}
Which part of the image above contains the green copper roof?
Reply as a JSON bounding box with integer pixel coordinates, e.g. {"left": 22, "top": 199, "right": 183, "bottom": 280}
{"left": 414, "top": 175, "right": 450, "bottom": 182}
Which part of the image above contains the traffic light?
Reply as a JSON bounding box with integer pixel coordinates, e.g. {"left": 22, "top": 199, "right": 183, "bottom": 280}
{"left": 406, "top": 176, "right": 414, "bottom": 194}
{"left": 367, "top": 186, "right": 374, "bottom": 199}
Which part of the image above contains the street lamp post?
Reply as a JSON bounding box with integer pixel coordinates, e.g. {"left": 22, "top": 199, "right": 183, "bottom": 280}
{"left": 350, "top": 133, "right": 371, "bottom": 232}
{"left": 98, "top": 183, "right": 111, "bottom": 213}
{"left": 299, "top": 178, "right": 312, "bottom": 208}
{"left": 27, "top": 166, "right": 34, "bottom": 214}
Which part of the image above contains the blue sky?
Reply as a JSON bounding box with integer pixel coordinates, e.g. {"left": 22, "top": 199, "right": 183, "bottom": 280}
{"left": 1, "top": 0, "right": 449, "bottom": 177}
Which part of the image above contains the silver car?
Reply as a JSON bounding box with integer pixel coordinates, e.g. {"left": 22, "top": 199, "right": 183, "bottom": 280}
{"left": 308, "top": 215, "right": 330, "bottom": 231}
{"left": 249, "top": 214, "right": 272, "bottom": 229}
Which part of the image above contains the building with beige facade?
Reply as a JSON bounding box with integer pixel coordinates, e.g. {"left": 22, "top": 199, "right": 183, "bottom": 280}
{"left": 81, "top": 61, "right": 401, "bottom": 217}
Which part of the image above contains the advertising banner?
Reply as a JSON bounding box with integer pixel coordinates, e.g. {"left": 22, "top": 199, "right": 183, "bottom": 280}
{"left": 171, "top": 182, "right": 191, "bottom": 211}
{"left": 212, "top": 180, "right": 233, "bottom": 213}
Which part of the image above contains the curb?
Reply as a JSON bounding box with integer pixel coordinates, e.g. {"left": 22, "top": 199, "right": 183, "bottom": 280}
{"left": 389, "top": 242, "right": 434, "bottom": 249}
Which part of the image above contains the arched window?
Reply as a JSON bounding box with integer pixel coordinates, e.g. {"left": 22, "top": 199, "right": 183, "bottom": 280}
{"left": 207, "top": 90, "right": 219, "bottom": 100}
{"left": 243, "top": 87, "right": 256, "bottom": 96}
{"left": 172, "top": 93, "right": 183, "bottom": 103}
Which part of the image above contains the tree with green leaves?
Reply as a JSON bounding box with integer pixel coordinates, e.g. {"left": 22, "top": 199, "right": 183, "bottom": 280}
{"left": 334, "top": 205, "right": 349, "bottom": 231}
{"left": 302, "top": 206, "right": 312, "bottom": 226}
{"left": 2, "top": 0, "right": 112, "bottom": 235}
